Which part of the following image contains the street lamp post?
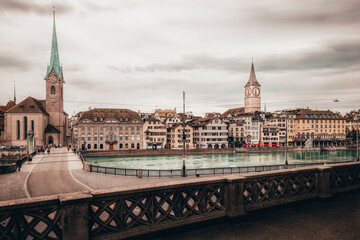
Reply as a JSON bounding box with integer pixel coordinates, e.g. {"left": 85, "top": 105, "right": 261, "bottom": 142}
{"left": 356, "top": 113, "right": 359, "bottom": 161}
{"left": 284, "top": 115, "right": 288, "bottom": 168}
{"left": 182, "top": 91, "right": 187, "bottom": 177}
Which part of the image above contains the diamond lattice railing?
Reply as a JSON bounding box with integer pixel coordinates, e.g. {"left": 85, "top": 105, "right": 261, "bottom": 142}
{"left": 0, "top": 207, "right": 62, "bottom": 240}
{"left": 89, "top": 183, "right": 225, "bottom": 236}
{"left": 330, "top": 166, "right": 360, "bottom": 190}
{"left": 243, "top": 173, "right": 316, "bottom": 206}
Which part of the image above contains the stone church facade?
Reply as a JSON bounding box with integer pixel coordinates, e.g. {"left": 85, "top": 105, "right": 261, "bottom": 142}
{"left": 4, "top": 10, "right": 70, "bottom": 147}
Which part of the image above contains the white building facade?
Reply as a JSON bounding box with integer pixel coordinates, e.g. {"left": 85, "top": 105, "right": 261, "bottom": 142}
{"left": 192, "top": 117, "right": 228, "bottom": 149}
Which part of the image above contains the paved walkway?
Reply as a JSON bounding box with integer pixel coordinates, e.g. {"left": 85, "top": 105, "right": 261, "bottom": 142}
{"left": 26, "top": 150, "right": 87, "bottom": 197}
{"left": 0, "top": 148, "right": 195, "bottom": 201}
{"left": 0, "top": 152, "right": 45, "bottom": 201}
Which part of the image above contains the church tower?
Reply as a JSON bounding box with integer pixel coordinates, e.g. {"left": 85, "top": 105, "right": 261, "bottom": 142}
{"left": 244, "top": 62, "right": 261, "bottom": 113}
{"left": 45, "top": 8, "right": 65, "bottom": 145}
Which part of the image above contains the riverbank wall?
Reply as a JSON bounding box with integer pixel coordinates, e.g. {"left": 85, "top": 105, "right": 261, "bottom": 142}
{"left": 83, "top": 148, "right": 234, "bottom": 157}
{"left": 82, "top": 146, "right": 350, "bottom": 157}
{"left": 0, "top": 149, "right": 27, "bottom": 161}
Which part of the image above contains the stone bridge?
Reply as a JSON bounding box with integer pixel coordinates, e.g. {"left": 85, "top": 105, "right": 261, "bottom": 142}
{"left": 0, "top": 162, "right": 359, "bottom": 240}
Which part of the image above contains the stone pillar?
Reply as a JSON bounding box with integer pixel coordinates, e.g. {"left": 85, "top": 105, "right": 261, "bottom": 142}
{"left": 225, "top": 176, "right": 247, "bottom": 217}
{"left": 316, "top": 166, "right": 333, "bottom": 199}
{"left": 59, "top": 192, "right": 92, "bottom": 240}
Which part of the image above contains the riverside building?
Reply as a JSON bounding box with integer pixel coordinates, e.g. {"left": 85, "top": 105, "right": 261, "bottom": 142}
{"left": 284, "top": 108, "right": 346, "bottom": 147}
{"left": 191, "top": 117, "right": 228, "bottom": 149}
{"left": 143, "top": 118, "right": 167, "bottom": 149}
{"left": 74, "top": 108, "right": 143, "bottom": 151}
{"left": 344, "top": 110, "right": 360, "bottom": 131}
{"left": 228, "top": 120, "right": 245, "bottom": 148}
{"left": 154, "top": 109, "right": 181, "bottom": 126}
{"left": 264, "top": 113, "right": 287, "bottom": 146}
{"left": 261, "top": 125, "right": 280, "bottom": 146}
{"left": 166, "top": 123, "right": 194, "bottom": 149}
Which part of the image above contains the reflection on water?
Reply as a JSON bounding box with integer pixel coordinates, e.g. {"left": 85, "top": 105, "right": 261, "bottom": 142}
{"left": 86, "top": 150, "right": 357, "bottom": 170}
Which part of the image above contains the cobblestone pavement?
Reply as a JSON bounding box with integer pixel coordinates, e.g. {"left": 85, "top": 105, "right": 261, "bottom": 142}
{"left": 0, "top": 153, "right": 45, "bottom": 201}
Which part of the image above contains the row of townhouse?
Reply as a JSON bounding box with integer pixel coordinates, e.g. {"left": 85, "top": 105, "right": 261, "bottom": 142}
{"left": 72, "top": 108, "right": 230, "bottom": 151}
{"left": 71, "top": 107, "right": 359, "bottom": 151}
{"left": 221, "top": 107, "right": 354, "bottom": 148}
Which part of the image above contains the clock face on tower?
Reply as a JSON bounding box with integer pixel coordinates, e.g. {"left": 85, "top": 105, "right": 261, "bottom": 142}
{"left": 252, "top": 87, "right": 260, "bottom": 96}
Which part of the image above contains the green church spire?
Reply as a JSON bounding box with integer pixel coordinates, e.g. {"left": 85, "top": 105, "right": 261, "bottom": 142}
{"left": 45, "top": 7, "right": 63, "bottom": 81}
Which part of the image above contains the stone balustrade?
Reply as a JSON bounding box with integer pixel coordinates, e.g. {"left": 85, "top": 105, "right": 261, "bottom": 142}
{"left": 0, "top": 162, "right": 359, "bottom": 240}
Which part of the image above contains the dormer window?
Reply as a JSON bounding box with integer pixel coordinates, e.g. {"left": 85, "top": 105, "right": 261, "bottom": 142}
{"left": 51, "top": 86, "right": 56, "bottom": 95}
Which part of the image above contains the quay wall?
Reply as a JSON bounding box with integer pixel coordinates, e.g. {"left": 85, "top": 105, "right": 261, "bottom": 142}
{"left": 0, "top": 149, "right": 27, "bottom": 161}
{"left": 82, "top": 148, "right": 234, "bottom": 157}
{"left": 82, "top": 146, "right": 350, "bottom": 157}
{"left": 0, "top": 162, "right": 359, "bottom": 240}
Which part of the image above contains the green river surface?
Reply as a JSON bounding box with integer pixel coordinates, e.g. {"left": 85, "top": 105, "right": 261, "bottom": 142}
{"left": 86, "top": 150, "right": 358, "bottom": 170}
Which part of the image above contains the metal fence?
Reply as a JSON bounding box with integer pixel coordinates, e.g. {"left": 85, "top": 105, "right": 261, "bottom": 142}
{"left": 79, "top": 152, "right": 352, "bottom": 177}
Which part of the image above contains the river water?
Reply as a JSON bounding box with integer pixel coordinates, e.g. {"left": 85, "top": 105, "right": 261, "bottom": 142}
{"left": 86, "top": 150, "right": 357, "bottom": 170}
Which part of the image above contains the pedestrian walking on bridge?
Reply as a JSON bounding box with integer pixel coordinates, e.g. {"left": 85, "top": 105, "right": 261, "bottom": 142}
{"left": 16, "top": 160, "right": 22, "bottom": 171}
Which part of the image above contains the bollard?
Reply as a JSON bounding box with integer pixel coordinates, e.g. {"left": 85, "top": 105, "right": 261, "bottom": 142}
{"left": 138, "top": 169, "right": 142, "bottom": 178}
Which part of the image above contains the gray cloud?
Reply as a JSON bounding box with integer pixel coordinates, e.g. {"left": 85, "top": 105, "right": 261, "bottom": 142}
{"left": 0, "top": 55, "right": 30, "bottom": 70}
{"left": 133, "top": 54, "right": 248, "bottom": 72}
{"left": 107, "top": 65, "right": 132, "bottom": 74}
{"left": 0, "top": 0, "right": 73, "bottom": 15}
{"left": 66, "top": 64, "right": 88, "bottom": 72}
{"left": 129, "top": 38, "right": 360, "bottom": 73}
{"left": 249, "top": 0, "right": 360, "bottom": 26}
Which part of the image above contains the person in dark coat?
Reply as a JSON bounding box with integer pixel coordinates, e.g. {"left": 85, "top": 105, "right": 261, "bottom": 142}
{"left": 16, "top": 160, "right": 22, "bottom": 171}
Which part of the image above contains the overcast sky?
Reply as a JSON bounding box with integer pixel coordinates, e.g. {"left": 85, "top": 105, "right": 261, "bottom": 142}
{"left": 0, "top": 0, "right": 359, "bottom": 116}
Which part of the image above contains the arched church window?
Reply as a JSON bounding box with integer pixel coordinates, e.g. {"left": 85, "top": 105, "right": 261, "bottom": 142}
{"left": 24, "top": 117, "right": 27, "bottom": 139}
{"left": 17, "top": 120, "right": 20, "bottom": 140}
{"left": 51, "top": 86, "right": 56, "bottom": 95}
